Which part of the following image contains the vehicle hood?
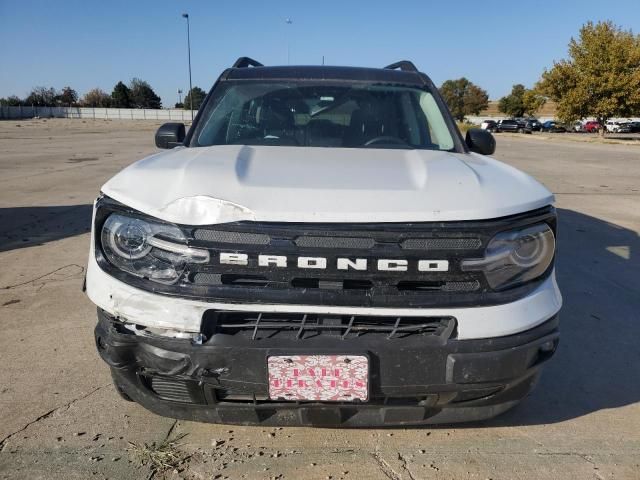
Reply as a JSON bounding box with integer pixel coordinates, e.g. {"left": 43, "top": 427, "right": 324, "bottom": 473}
{"left": 102, "top": 145, "right": 554, "bottom": 224}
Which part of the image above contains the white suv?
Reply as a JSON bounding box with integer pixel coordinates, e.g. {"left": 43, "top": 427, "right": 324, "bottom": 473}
{"left": 605, "top": 120, "right": 632, "bottom": 133}
{"left": 86, "top": 58, "right": 561, "bottom": 426}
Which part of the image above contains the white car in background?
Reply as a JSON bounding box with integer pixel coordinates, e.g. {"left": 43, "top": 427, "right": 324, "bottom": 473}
{"left": 480, "top": 119, "right": 497, "bottom": 130}
{"left": 605, "top": 120, "right": 632, "bottom": 133}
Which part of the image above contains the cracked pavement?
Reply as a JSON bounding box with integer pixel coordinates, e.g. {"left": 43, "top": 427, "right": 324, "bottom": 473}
{"left": 0, "top": 120, "right": 639, "bottom": 479}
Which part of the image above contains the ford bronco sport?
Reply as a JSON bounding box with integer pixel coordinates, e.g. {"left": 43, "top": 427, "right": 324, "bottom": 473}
{"left": 86, "top": 58, "right": 561, "bottom": 426}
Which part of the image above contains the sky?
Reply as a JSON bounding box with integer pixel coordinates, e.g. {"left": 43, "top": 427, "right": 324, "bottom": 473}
{"left": 1, "top": 0, "right": 639, "bottom": 106}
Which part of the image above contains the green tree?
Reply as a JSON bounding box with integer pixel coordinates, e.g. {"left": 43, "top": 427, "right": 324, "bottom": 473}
{"left": 522, "top": 89, "right": 547, "bottom": 116}
{"left": 57, "top": 86, "right": 78, "bottom": 106}
{"left": 81, "top": 88, "right": 112, "bottom": 107}
{"left": 183, "top": 86, "right": 206, "bottom": 111}
{"left": 0, "top": 95, "right": 24, "bottom": 106}
{"left": 111, "top": 81, "right": 132, "bottom": 108}
{"left": 537, "top": 21, "right": 640, "bottom": 135}
{"left": 25, "top": 87, "right": 58, "bottom": 106}
{"left": 498, "top": 84, "right": 527, "bottom": 117}
{"left": 439, "top": 78, "right": 489, "bottom": 121}
{"left": 129, "top": 78, "right": 162, "bottom": 109}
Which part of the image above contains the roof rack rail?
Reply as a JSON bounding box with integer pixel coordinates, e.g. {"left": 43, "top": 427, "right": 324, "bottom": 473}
{"left": 384, "top": 60, "right": 419, "bottom": 73}
{"left": 232, "top": 57, "right": 264, "bottom": 68}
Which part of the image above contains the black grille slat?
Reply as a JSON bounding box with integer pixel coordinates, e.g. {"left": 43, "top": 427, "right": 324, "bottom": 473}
{"left": 208, "top": 311, "right": 455, "bottom": 340}
{"left": 400, "top": 238, "right": 482, "bottom": 250}
{"left": 442, "top": 280, "right": 481, "bottom": 292}
{"left": 194, "top": 229, "right": 270, "bottom": 245}
{"left": 193, "top": 274, "right": 479, "bottom": 293}
{"left": 294, "top": 236, "right": 376, "bottom": 249}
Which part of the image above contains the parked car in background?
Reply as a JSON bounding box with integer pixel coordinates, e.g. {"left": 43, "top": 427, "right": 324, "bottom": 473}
{"left": 605, "top": 120, "right": 632, "bottom": 133}
{"left": 617, "top": 122, "right": 632, "bottom": 133}
{"left": 494, "top": 119, "right": 529, "bottom": 133}
{"left": 573, "top": 122, "right": 585, "bottom": 132}
{"left": 541, "top": 121, "right": 566, "bottom": 133}
{"left": 525, "top": 119, "right": 542, "bottom": 131}
{"left": 629, "top": 121, "right": 640, "bottom": 133}
{"left": 583, "top": 121, "right": 600, "bottom": 133}
{"left": 480, "top": 120, "right": 497, "bottom": 130}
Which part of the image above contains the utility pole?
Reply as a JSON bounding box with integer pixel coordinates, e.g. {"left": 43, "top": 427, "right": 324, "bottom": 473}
{"left": 182, "top": 13, "right": 194, "bottom": 120}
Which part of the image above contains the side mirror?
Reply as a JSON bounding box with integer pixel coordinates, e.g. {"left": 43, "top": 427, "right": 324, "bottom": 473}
{"left": 465, "top": 128, "right": 496, "bottom": 155}
{"left": 155, "top": 123, "right": 186, "bottom": 149}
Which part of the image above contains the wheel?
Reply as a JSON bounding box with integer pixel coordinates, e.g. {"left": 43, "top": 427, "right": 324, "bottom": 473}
{"left": 518, "top": 128, "right": 524, "bottom": 134}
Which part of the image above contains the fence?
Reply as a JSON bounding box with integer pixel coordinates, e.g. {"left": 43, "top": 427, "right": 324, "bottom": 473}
{"left": 2, "top": 105, "right": 637, "bottom": 126}
{"left": 0, "top": 105, "right": 197, "bottom": 121}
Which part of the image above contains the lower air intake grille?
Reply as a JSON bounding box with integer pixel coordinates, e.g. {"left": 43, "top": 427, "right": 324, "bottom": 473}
{"left": 204, "top": 311, "right": 456, "bottom": 340}
{"left": 149, "top": 377, "right": 194, "bottom": 403}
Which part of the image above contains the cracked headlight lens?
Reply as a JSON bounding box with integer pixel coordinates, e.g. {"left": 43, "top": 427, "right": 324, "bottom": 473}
{"left": 101, "top": 213, "right": 209, "bottom": 284}
{"left": 461, "top": 223, "right": 555, "bottom": 290}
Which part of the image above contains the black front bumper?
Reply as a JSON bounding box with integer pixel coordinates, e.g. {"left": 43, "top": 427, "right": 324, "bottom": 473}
{"left": 95, "top": 309, "right": 559, "bottom": 426}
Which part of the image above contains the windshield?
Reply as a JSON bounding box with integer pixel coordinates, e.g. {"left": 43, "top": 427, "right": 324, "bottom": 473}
{"left": 189, "top": 81, "right": 456, "bottom": 151}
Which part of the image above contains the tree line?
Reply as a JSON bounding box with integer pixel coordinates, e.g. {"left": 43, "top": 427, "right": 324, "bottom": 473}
{"left": 439, "top": 20, "right": 640, "bottom": 133}
{"left": 0, "top": 81, "right": 208, "bottom": 111}
{"left": 2, "top": 20, "right": 637, "bottom": 126}
{"left": 439, "top": 78, "right": 548, "bottom": 121}
{"left": 420, "top": 77, "right": 545, "bottom": 122}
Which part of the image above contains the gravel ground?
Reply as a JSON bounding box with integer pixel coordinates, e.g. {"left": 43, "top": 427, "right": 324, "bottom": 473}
{"left": 0, "top": 119, "right": 638, "bottom": 479}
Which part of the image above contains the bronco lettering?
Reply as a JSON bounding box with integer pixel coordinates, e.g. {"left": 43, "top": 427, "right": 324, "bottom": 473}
{"left": 218, "top": 253, "right": 450, "bottom": 272}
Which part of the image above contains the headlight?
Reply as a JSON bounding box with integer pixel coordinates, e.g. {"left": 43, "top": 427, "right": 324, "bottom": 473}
{"left": 461, "top": 223, "right": 555, "bottom": 290}
{"left": 101, "top": 213, "right": 209, "bottom": 284}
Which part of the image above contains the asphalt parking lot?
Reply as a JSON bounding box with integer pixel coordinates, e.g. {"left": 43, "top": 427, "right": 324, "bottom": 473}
{"left": 0, "top": 119, "right": 638, "bottom": 479}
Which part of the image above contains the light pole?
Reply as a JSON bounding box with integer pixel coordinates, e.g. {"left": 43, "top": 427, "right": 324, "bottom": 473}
{"left": 177, "top": 89, "right": 183, "bottom": 105}
{"left": 285, "top": 18, "right": 292, "bottom": 65}
{"left": 182, "top": 13, "right": 193, "bottom": 120}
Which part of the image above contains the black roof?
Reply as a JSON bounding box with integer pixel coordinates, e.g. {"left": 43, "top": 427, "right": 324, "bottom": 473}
{"left": 223, "top": 60, "right": 428, "bottom": 86}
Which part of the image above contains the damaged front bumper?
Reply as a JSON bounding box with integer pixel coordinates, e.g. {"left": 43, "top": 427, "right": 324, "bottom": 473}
{"left": 96, "top": 309, "right": 559, "bottom": 426}
{"left": 85, "top": 249, "right": 562, "bottom": 340}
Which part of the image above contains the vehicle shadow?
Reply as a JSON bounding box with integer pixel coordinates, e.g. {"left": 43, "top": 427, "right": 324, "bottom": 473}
{"left": 486, "top": 207, "right": 640, "bottom": 426}
{"left": 0, "top": 204, "right": 93, "bottom": 252}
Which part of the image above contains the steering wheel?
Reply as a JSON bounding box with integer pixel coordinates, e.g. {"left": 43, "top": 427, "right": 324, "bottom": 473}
{"left": 363, "top": 136, "right": 410, "bottom": 146}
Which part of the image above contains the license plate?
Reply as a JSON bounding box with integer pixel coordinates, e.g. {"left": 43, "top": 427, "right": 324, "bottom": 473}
{"left": 268, "top": 355, "right": 368, "bottom": 402}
